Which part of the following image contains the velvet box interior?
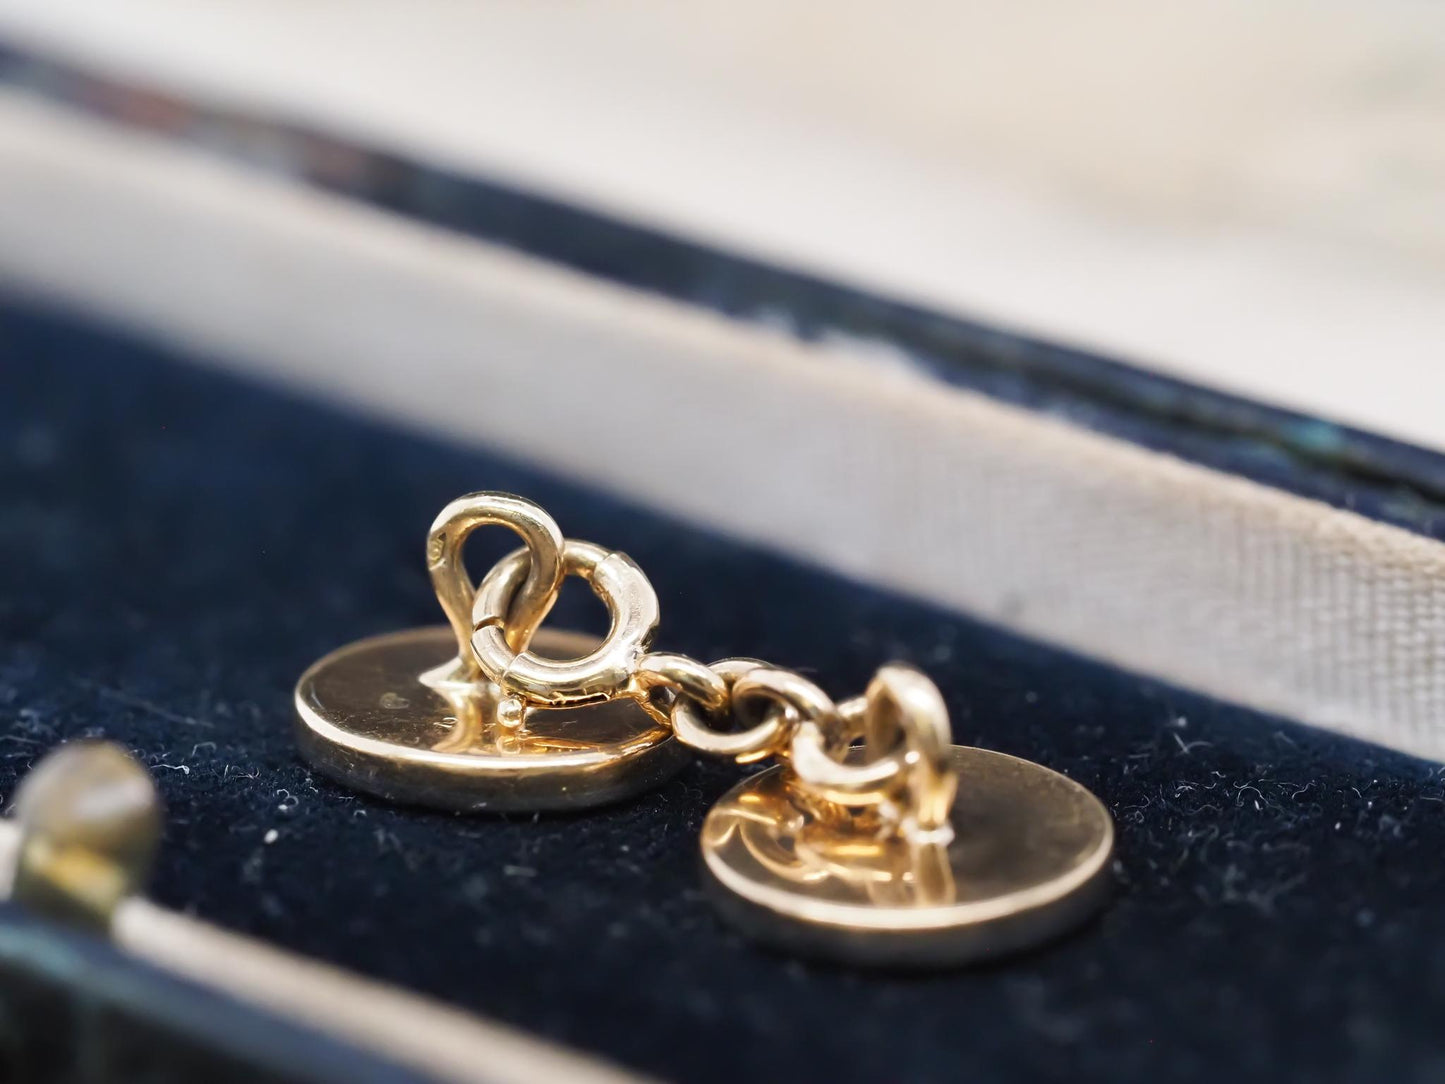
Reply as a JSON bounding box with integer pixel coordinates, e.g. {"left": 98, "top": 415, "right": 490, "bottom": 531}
{"left": 2, "top": 299, "right": 1444, "bottom": 1083}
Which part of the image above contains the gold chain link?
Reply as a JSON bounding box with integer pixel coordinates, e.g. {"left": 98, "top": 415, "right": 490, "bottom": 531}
{"left": 449, "top": 496, "right": 957, "bottom": 838}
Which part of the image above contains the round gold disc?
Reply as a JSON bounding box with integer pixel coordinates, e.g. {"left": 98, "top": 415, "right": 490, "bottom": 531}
{"left": 700, "top": 746, "right": 1114, "bottom": 967}
{"left": 294, "top": 627, "right": 686, "bottom": 811}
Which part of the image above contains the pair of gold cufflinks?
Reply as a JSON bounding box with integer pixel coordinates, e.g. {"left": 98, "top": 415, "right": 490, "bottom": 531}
{"left": 294, "top": 492, "right": 1114, "bottom": 967}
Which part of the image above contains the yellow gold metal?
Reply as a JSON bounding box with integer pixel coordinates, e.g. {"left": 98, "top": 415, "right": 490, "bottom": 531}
{"left": 295, "top": 493, "right": 683, "bottom": 812}
{"left": 686, "top": 663, "right": 1112, "bottom": 965}
{"left": 730, "top": 667, "right": 836, "bottom": 738}
{"left": 296, "top": 488, "right": 1114, "bottom": 965}
{"left": 634, "top": 653, "right": 730, "bottom": 714}
{"left": 427, "top": 491, "right": 565, "bottom": 679}
{"left": 295, "top": 627, "right": 684, "bottom": 811}
{"left": 700, "top": 745, "right": 1114, "bottom": 967}
{"left": 470, "top": 541, "right": 659, "bottom": 706}
{"left": 668, "top": 658, "right": 786, "bottom": 762}
{"left": 10, "top": 740, "right": 162, "bottom": 931}
{"left": 789, "top": 666, "right": 955, "bottom": 831}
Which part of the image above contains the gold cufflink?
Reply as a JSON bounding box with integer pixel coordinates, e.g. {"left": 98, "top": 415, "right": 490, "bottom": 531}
{"left": 294, "top": 492, "right": 685, "bottom": 811}
{"left": 295, "top": 491, "right": 1114, "bottom": 967}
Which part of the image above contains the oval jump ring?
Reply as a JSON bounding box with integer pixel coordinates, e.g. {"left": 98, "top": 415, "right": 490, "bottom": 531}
{"left": 634, "top": 653, "right": 730, "bottom": 714}
{"left": 671, "top": 660, "right": 802, "bottom": 762}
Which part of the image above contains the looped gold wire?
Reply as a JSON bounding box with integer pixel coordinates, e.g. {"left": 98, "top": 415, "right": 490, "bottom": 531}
{"left": 470, "top": 540, "right": 659, "bottom": 706}
{"left": 669, "top": 659, "right": 792, "bottom": 762}
{"left": 427, "top": 491, "right": 957, "bottom": 835}
{"left": 426, "top": 492, "right": 564, "bottom": 669}
{"left": 859, "top": 664, "right": 957, "bottom": 835}
{"left": 634, "top": 653, "right": 729, "bottom": 714}
{"left": 788, "top": 717, "right": 902, "bottom": 808}
{"left": 789, "top": 665, "right": 955, "bottom": 836}
{"left": 730, "top": 667, "right": 836, "bottom": 735}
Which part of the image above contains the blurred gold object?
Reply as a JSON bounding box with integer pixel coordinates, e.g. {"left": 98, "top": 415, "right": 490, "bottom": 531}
{"left": 9, "top": 740, "right": 162, "bottom": 930}
{"left": 295, "top": 491, "right": 1114, "bottom": 965}
{"left": 0, "top": 744, "right": 650, "bottom": 1083}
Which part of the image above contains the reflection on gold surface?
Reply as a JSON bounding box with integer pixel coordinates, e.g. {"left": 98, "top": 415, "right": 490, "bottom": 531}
{"left": 429, "top": 680, "right": 527, "bottom": 756}
{"left": 297, "top": 626, "right": 686, "bottom": 811}
{"left": 705, "top": 768, "right": 956, "bottom": 908}
{"left": 427, "top": 677, "right": 664, "bottom": 757}
{"left": 416, "top": 626, "right": 672, "bottom": 758}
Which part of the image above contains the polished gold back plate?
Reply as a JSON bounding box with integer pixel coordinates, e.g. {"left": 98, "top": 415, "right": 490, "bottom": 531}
{"left": 295, "top": 626, "right": 683, "bottom": 811}
{"left": 701, "top": 746, "right": 1113, "bottom": 967}
{"left": 294, "top": 493, "right": 686, "bottom": 811}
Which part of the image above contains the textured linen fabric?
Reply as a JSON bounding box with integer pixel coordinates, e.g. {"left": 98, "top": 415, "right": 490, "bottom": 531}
{"left": 3, "top": 300, "right": 1445, "bottom": 1083}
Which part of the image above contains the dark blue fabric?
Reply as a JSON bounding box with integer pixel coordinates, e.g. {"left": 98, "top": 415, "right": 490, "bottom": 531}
{"left": 3, "top": 299, "right": 1445, "bottom": 1083}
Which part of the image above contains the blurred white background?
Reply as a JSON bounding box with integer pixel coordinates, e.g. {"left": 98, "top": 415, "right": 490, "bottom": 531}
{"left": 0, "top": 0, "right": 1442, "bottom": 445}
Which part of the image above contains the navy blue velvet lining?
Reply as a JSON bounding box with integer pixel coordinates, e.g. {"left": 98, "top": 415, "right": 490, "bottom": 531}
{"left": 0, "top": 905, "right": 422, "bottom": 1082}
{"left": 2, "top": 44, "right": 1445, "bottom": 542}
{"left": 4, "top": 299, "right": 1445, "bottom": 1082}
